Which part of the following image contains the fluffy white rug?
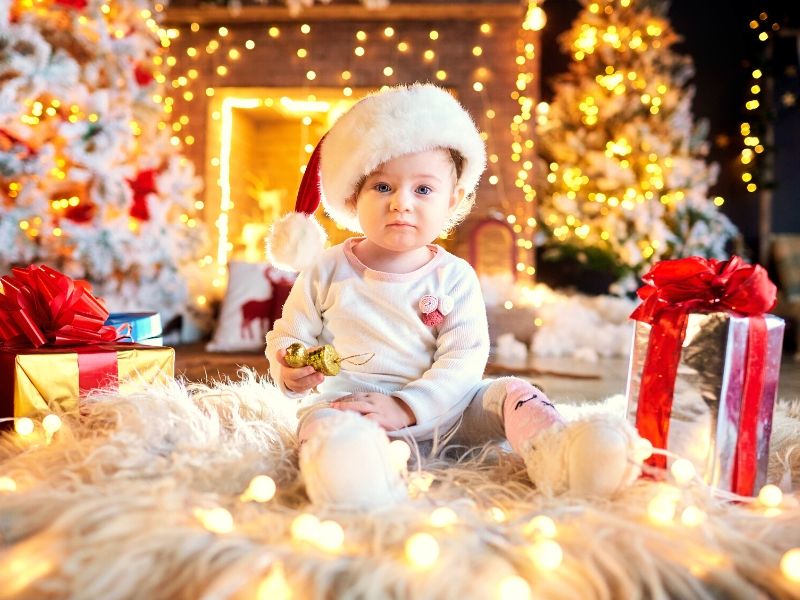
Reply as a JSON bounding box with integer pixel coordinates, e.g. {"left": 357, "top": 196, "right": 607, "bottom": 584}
{"left": 1, "top": 372, "right": 799, "bottom": 600}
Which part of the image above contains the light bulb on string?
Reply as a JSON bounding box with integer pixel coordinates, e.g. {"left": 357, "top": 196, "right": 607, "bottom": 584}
{"left": 670, "top": 458, "right": 695, "bottom": 486}
{"left": 240, "top": 475, "right": 277, "bottom": 503}
{"left": 42, "top": 414, "right": 62, "bottom": 444}
{"left": 527, "top": 539, "right": 563, "bottom": 570}
{"left": 14, "top": 417, "right": 34, "bottom": 437}
{"left": 782, "top": 548, "right": 800, "bottom": 582}
{"left": 498, "top": 575, "right": 531, "bottom": 600}
{"left": 758, "top": 484, "right": 783, "bottom": 508}
{"left": 405, "top": 533, "right": 439, "bottom": 569}
{"left": 429, "top": 506, "right": 458, "bottom": 528}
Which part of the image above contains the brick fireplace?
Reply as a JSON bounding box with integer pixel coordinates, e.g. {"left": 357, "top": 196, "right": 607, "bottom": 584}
{"left": 162, "top": 0, "right": 540, "bottom": 275}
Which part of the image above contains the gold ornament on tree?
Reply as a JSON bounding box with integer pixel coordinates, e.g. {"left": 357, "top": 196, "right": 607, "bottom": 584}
{"left": 284, "top": 342, "right": 374, "bottom": 376}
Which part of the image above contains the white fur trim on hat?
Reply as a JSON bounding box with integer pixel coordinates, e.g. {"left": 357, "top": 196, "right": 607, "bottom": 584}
{"left": 319, "top": 83, "right": 487, "bottom": 233}
{"left": 267, "top": 212, "right": 327, "bottom": 272}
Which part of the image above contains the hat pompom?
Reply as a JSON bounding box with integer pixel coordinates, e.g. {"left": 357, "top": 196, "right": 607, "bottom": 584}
{"left": 267, "top": 212, "right": 327, "bottom": 272}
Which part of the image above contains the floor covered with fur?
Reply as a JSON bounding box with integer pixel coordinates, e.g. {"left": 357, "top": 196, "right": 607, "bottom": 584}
{"left": 1, "top": 372, "right": 799, "bottom": 600}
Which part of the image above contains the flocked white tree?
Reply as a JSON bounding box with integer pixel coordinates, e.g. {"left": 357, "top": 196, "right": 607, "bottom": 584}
{"left": 535, "top": 0, "right": 738, "bottom": 288}
{"left": 0, "top": 0, "right": 211, "bottom": 330}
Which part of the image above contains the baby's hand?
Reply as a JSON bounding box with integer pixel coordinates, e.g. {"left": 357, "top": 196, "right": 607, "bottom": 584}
{"left": 331, "top": 393, "right": 416, "bottom": 431}
{"left": 276, "top": 347, "right": 324, "bottom": 393}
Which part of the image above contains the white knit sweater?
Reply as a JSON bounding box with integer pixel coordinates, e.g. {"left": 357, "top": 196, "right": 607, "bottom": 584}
{"left": 265, "top": 237, "right": 490, "bottom": 441}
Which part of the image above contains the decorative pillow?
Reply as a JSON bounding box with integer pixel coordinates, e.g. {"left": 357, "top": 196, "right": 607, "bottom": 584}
{"left": 206, "top": 261, "right": 296, "bottom": 352}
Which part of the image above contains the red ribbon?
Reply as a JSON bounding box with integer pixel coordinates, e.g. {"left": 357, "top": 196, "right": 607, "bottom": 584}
{"left": 78, "top": 349, "right": 120, "bottom": 395}
{"left": 0, "top": 265, "right": 119, "bottom": 349}
{"left": 631, "top": 256, "right": 776, "bottom": 491}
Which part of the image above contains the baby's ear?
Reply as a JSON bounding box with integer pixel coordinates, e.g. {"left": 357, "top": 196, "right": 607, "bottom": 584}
{"left": 449, "top": 185, "right": 465, "bottom": 210}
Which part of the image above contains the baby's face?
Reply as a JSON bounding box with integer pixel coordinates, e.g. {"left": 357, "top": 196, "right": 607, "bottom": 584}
{"left": 355, "top": 149, "right": 464, "bottom": 253}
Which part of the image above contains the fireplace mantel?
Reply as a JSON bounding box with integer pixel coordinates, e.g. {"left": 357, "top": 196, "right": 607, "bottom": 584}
{"left": 163, "top": 2, "right": 522, "bottom": 25}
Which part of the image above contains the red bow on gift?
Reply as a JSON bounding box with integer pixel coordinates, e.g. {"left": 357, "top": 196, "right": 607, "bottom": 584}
{"left": 631, "top": 255, "right": 777, "bottom": 322}
{"left": 0, "top": 265, "right": 118, "bottom": 348}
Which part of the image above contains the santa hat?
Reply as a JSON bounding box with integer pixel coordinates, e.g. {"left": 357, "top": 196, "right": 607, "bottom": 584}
{"left": 267, "top": 83, "right": 487, "bottom": 272}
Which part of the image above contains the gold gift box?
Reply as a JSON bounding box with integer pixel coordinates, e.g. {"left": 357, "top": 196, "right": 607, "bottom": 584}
{"left": 0, "top": 344, "right": 174, "bottom": 419}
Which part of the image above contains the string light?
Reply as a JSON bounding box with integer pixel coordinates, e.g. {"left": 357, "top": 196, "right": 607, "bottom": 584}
{"left": 498, "top": 575, "right": 532, "bottom": 600}
{"left": 781, "top": 548, "right": 800, "bottom": 582}
{"left": 405, "top": 533, "right": 440, "bottom": 569}
{"left": 524, "top": 515, "right": 557, "bottom": 538}
{"left": 14, "top": 417, "right": 34, "bottom": 436}
{"left": 648, "top": 490, "right": 679, "bottom": 525}
{"left": 670, "top": 458, "right": 696, "bottom": 486}
{"left": 429, "top": 506, "right": 458, "bottom": 528}
{"left": 240, "top": 475, "right": 277, "bottom": 503}
{"left": 523, "top": 2, "right": 547, "bottom": 31}
{"left": 757, "top": 484, "right": 783, "bottom": 508}
{"left": 680, "top": 506, "right": 707, "bottom": 528}
{"left": 527, "top": 539, "right": 563, "bottom": 570}
{"left": 42, "top": 414, "right": 62, "bottom": 444}
{"left": 194, "top": 507, "right": 234, "bottom": 533}
{"left": 316, "top": 520, "right": 345, "bottom": 552}
{"left": 290, "top": 513, "right": 320, "bottom": 543}
{"left": 256, "top": 563, "right": 292, "bottom": 600}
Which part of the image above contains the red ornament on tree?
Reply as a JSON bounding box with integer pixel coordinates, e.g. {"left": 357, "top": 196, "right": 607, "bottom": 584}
{"left": 54, "top": 0, "right": 89, "bottom": 9}
{"left": 127, "top": 168, "right": 159, "bottom": 221}
{"left": 64, "top": 202, "right": 94, "bottom": 223}
{"left": 134, "top": 63, "right": 154, "bottom": 86}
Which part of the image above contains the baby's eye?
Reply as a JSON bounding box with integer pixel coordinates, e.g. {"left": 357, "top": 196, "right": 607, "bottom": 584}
{"left": 374, "top": 182, "right": 391, "bottom": 193}
{"left": 415, "top": 185, "right": 432, "bottom": 195}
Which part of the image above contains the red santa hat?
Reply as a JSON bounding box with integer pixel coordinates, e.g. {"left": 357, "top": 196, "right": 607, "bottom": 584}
{"left": 267, "top": 83, "right": 487, "bottom": 272}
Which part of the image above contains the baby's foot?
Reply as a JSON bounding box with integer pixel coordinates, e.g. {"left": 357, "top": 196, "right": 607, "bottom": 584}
{"left": 502, "top": 380, "right": 642, "bottom": 497}
{"left": 502, "top": 379, "right": 564, "bottom": 456}
{"left": 299, "top": 411, "right": 408, "bottom": 510}
{"left": 522, "top": 414, "right": 643, "bottom": 498}
{"left": 562, "top": 417, "right": 643, "bottom": 496}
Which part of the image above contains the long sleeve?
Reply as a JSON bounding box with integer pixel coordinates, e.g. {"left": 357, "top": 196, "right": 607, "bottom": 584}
{"left": 391, "top": 264, "right": 490, "bottom": 436}
{"left": 265, "top": 264, "right": 324, "bottom": 398}
{"left": 265, "top": 240, "right": 491, "bottom": 441}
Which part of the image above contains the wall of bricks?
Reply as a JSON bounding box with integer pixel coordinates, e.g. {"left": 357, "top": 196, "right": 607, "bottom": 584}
{"left": 163, "top": 1, "right": 539, "bottom": 262}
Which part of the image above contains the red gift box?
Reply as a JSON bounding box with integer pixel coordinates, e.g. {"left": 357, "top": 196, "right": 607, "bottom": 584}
{"left": 625, "top": 256, "right": 784, "bottom": 496}
{"left": 0, "top": 265, "right": 173, "bottom": 421}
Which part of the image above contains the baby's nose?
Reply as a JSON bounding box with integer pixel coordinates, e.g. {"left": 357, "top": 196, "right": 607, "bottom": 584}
{"left": 389, "top": 190, "right": 413, "bottom": 211}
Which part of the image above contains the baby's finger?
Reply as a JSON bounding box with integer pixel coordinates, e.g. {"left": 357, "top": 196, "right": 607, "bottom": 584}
{"left": 292, "top": 371, "right": 324, "bottom": 388}
{"left": 363, "top": 412, "right": 393, "bottom": 430}
{"left": 332, "top": 400, "right": 372, "bottom": 415}
{"left": 275, "top": 348, "right": 289, "bottom": 366}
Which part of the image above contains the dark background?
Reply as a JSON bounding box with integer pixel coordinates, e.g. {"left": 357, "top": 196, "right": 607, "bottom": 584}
{"left": 539, "top": 0, "right": 800, "bottom": 261}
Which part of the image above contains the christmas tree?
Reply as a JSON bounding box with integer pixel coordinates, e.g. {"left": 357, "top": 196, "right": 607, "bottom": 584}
{"left": 0, "top": 0, "right": 210, "bottom": 329}
{"left": 535, "top": 0, "right": 738, "bottom": 289}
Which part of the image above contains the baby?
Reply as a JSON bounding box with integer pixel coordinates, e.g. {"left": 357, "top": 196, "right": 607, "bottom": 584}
{"left": 266, "top": 84, "right": 642, "bottom": 509}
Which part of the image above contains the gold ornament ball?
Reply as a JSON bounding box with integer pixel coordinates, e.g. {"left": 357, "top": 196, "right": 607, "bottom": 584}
{"left": 307, "top": 344, "right": 341, "bottom": 376}
{"left": 284, "top": 343, "right": 308, "bottom": 368}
